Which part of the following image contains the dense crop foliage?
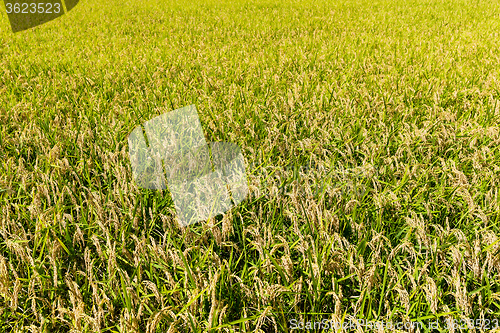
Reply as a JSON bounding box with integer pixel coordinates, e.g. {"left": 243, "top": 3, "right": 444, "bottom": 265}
{"left": 1, "top": 0, "right": 500, "bottom": 331}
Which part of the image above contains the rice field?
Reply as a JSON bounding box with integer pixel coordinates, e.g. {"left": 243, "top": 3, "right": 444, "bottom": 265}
{"left": 1, "top": 0, "right": 500, "bottom": 331}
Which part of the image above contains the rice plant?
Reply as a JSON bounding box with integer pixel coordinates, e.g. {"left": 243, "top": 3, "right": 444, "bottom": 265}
{"left": 1, "top": 0, "right": 500, "bottom": 331}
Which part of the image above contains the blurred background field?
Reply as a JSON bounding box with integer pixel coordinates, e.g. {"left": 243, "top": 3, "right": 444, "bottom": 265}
{"left": 1, "top": 0, "right": 500, "bottom": 331}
